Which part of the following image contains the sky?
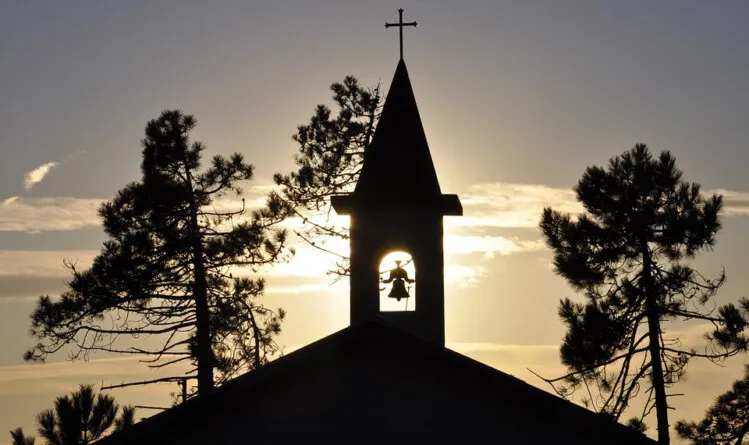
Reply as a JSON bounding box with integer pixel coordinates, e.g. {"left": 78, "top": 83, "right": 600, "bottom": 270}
{"left": 1, "top": 1, "right": 749, "bottom": 443}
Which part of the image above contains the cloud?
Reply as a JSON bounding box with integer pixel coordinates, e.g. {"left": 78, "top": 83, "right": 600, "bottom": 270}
{"left": 445, "top": 235, "right": 546, "bottom": 258}
{"left": 253, "top": 209, "right": 546, "bottom": 289}
{"left": 445, "top": 264, "right": 487, "bottom": 288}
{"left": 2, "top": 182, "right": 741, "bottom": 296}
{"left": 0, "top": 250, "right": 98, "bottom": 277}
{"left": 0, "top": 181, "right": 280, "bottom": 234}
{"left": 2, "top": 181, "right": 746, "bottom": 236}
{"left": 0, "top": 357, "right": 151, "bottom": 389}
{"left": 23, "top": 153, "right": 89, "bottom": 192}
{"left": 0, "top": 245, "right": 345, "bottom": 299}
{"left": 0, "top": 276, "right": 70, "bottom": 300}
{"left": 0, "top": 250, "right": 98, "bottom": 299}
{"left": 453, "top": 183, "right": 749, "bottom": 230}
{"left": 0, "top": 356, "right": 185, "bottom": 437}
{"left": 264, "top": 282, "right": 344, "bottom": 295}
{"left": 453, "top": 182, "right": 582, "bottom": 229}
{"left": 710, "top": 189, "right": 749, "bottom": 216}
{"left": 23, "top": 162, "right": 59, "bottom": 191}
{"left": 254, "top": 233, "right": 542, "bottom": 285}
{"left": 0, "top": 196, "right": 103, "bottom": 232}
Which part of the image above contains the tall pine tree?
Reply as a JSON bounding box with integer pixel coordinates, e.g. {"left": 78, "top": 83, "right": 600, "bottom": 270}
{"left": 539, "top": 144, "right": 749, "bottom": 444}
{"left": 26, "top": 111, "right": 289, "bottom": 395}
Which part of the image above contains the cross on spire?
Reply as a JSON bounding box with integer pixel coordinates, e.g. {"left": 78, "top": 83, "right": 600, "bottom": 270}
{"left": 385, "top": 8, "right": 417, "bottom": 60}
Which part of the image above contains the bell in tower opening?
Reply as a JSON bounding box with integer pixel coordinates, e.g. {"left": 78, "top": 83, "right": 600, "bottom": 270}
{"left": 331, "top": 56, "right": 462, "bottom": 345}
{"left": 379, "top": 253, "right": 416, "bottom": 311}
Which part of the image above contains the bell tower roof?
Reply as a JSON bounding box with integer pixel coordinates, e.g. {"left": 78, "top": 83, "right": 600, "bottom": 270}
{"left": 354, "top": 59, "right": 443, "bottom": 203}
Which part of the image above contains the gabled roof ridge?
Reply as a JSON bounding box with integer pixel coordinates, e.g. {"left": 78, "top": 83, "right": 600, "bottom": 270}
{"left": 96, "top": 318, "right": 656, "bottom": 444}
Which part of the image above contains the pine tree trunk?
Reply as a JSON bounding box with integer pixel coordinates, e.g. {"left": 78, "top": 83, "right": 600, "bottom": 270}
{"left": 182, "top": 161, "right": 214, "bottom": 395}
{"left": 191, "top": 234, "right": 213, "bottom": 395}
{"left": 247, "top": 304, "right": 262, "bottom": 367}
{"left": 642, "top": 239, "right": 670, "bottom": 445}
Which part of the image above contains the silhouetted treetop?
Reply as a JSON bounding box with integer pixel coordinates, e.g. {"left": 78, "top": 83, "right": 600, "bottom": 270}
{"left": 539, "top": 144, "right": 749, "bottom": 445}
{"left": 26, "top": 110, "right": 289, "bottom": 396}
{"left": 10, "top": 384, "right": 134, "bottom": 445}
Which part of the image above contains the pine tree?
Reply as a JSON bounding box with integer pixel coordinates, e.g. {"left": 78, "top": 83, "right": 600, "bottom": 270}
{"left": 25, "top": 110, "right": 289, "bottom": 395}
{"left": 270, "top": 76, "right": 380, "bottom": 275}
{"left": 676, "top": 365, "right": 749, "bottom": 444}
{"left": 539, "top": 144, "right": 749, "bottom": 444}
{"left": 10, "top": 384, "right": 134, "bottom": 445}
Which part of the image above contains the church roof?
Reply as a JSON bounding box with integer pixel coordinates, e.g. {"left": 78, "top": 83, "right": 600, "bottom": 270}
{"left": 96, "top": 319, "right": 656, "bottom": 445}
{"left": 354, "top": 59, "right": 442, "bottom": 202}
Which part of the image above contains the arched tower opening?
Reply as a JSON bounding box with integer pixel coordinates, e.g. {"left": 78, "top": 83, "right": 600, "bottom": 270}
{"left": 379, "top": 251, "right": 416, "bottom": 312}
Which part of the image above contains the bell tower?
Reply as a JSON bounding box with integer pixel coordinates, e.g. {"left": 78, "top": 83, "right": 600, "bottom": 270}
{"left": 331, "top": 58, "right": 462, "bottom": 346}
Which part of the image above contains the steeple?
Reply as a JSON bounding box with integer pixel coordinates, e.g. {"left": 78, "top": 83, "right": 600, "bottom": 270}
{"left": 332, "top": 58, "right": 462, "bottom": 346}
{"left": 337, "top": 59, "right": 462, "bottom": 215}
{"left": 354, "top": 60, "right": 441, "bottom": 203}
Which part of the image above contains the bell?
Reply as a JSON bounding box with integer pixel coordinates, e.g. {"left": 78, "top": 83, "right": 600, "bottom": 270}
{"left": 388, "top": 278, "right": 411, "bottom": 301}
{"left": 384, "top": 260, "right": 414, "bottom": 301}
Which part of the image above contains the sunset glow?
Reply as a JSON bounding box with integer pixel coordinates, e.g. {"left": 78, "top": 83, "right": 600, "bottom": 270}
{"left": 2, "top": 2, "right": 749, "bottom": 444}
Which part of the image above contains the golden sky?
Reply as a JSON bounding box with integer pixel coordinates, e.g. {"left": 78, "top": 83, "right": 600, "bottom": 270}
{"left": 2, "top": 2, "right": 749, "bottom": 443}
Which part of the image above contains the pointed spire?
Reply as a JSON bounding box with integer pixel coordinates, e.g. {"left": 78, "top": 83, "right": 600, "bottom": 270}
{"left": 355, "top": 60, "right": 442, "bottom": 204}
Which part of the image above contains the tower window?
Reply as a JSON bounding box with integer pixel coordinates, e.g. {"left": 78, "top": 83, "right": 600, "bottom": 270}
{"left": 379, "top": 251, "right": 416, "bottom": 312}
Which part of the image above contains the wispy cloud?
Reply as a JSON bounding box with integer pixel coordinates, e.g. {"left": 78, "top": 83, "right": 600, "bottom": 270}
{"left": 23, "top": 152, "right": 89, "bottom": 192}
{"left": 0, "top": 250, "right": 98, "bottom": 299}
{"left": 445, "top": 264, "right": 488, "bottom": 288}
{"left": 264, "top": 282, "right": 344, "bottom": 295}
{"left": 0, "top": 250, "right": 98, "bottom": 277}
{"left": 453, "top": 183, "right": 749, "bottom": 230}
{"left": 0, "top": 356, "right": 187, "bottom": 405}
{"left": 710, "top": 189, "right": 749, "bottom": 216}
{"left": 0, "top": 357, "right": 143, "bottom": 388}
{"left": 445, "top": 235, "right": 546, "bottom": 258}
{"left": 1, "top": 183, "right": 743, "bottom": 296}
{"left": 0, "top": 183, "right": 277, "bottom": 234}
{"left": 3, "top": 182, "right": 746, "bottom": 235}
{"left": 23, "top": 162, "right": 59, "bottom": 191}
{"left": 0, "top": 196, "right": 102, "bottom": 232}
{"left": 453, "top": 182, "right": 582, "bottom": 229}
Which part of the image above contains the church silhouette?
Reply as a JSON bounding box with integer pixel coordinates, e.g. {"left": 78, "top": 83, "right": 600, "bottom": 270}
{"left": 97, "top": 22, "right": 656, "bottom": 445}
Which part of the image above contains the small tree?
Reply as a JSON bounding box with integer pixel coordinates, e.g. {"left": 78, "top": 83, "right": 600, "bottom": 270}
{"left": 676, "top": 365, "right": 749, "bottom": 444}
{"left": 539, "top": 144, "right": 749, "bottom": 444}
{"left": 26, "top": 111, "right": 289, "bottom": 395}
{"left": 10, "top": 384, "right": 134, "bottom": 445}
{"left": 270, "top": 76, "right": 380, "bottom": 276}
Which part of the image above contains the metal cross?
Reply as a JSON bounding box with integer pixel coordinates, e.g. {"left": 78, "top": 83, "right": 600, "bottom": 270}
{"left": 385, "top": 8, "right": 417, "bottom": 60}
